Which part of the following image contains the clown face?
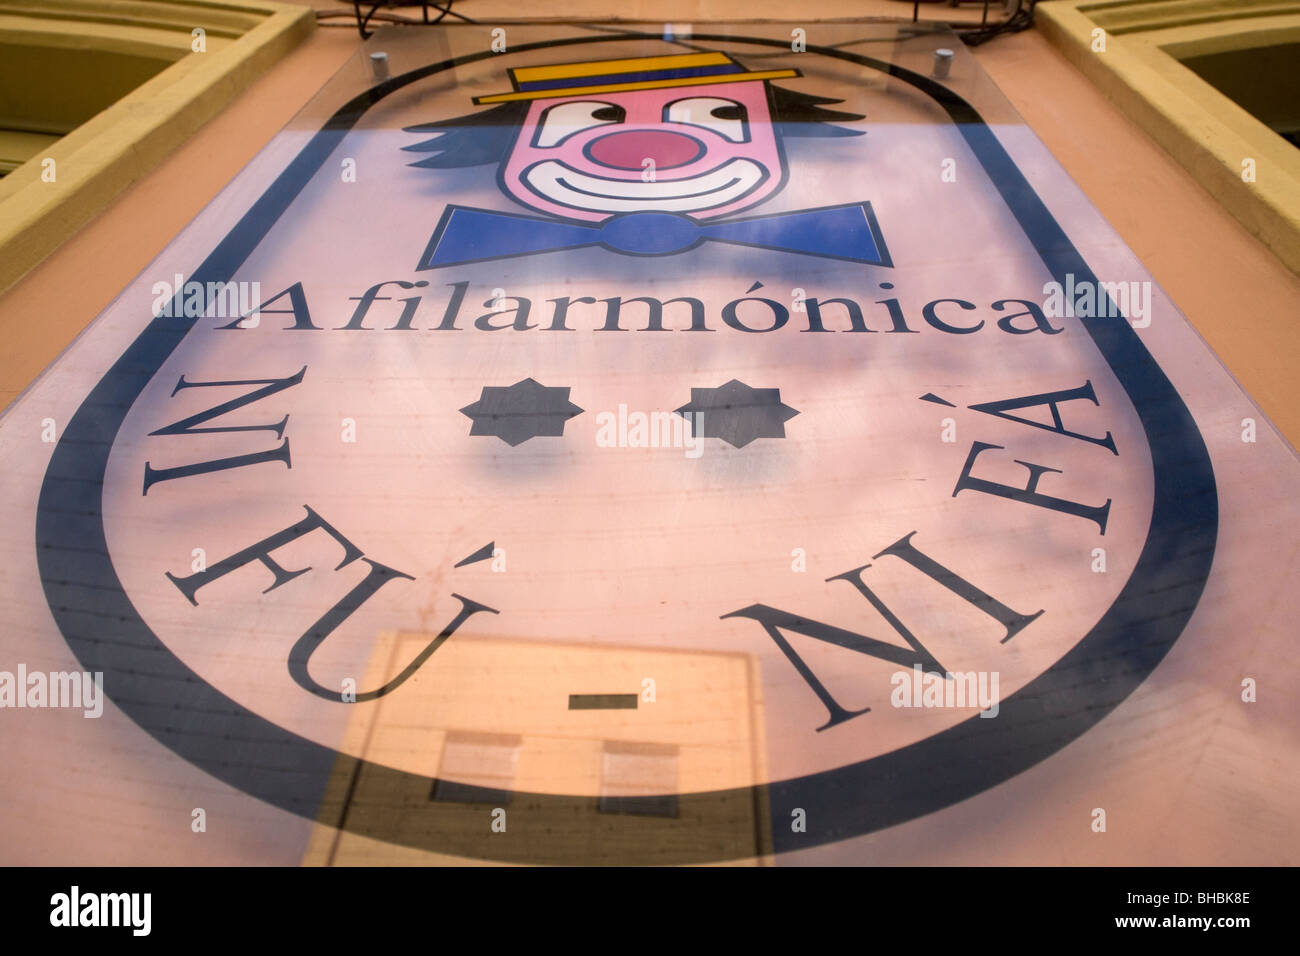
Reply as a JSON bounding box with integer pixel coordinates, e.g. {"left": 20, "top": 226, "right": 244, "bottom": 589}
{"left": 499, "top": 81, "right": 786, "bottom": 222}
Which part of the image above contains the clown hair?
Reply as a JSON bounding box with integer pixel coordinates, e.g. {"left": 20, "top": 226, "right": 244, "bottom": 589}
{"left": 403, "top": 100, "right": 531, "bottom": 169}
{"left": 402, "top": 85, "right": 863, "bottom": 169}
{"left": 767, "top": 86, "right": 865, "bottom": 138}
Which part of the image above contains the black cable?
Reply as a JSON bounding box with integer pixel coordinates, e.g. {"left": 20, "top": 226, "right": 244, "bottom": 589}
{"left": 323, "top": 2, "right": 1034, "bottom": 47}
{"left": 327, "top": 1, "right": 477, "bottom": 40}
{"left": 958, "top": 0, "right": 1039, "bottom": 46}
{"left": 430, "top": 1, "right": 477, "bottom": 24}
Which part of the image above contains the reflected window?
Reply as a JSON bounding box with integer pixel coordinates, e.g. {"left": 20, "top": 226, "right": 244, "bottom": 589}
{"left": 598, "top": 741, "right": 679, "bottom": 818}
{"left": 430, "top": 731, "right": 521, "bottom": 805}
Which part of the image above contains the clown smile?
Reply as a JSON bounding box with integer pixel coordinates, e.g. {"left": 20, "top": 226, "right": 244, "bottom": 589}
{"left": 522, "top": 158, "right": 768, "bottom": 214}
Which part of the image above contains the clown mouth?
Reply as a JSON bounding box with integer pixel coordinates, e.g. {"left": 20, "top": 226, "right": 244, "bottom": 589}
{"left": 522, "top": 158, "right": 767, "bottom": 214}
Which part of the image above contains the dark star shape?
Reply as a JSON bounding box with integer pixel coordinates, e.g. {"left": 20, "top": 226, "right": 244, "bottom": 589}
{"left": 460, "top": 378, "right": 583, "bottom": 446}
{"left": 675, "top": 379, "right": 799, "bottom": 448}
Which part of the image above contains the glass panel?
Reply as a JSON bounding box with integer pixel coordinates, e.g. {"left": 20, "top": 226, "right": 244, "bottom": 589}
{"left": 2, "top": 21, "right": 1296, "bottom": 866}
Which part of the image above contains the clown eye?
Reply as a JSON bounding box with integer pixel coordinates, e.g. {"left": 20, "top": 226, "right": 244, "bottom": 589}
{"left": 534, "top": 101, "right": 625, "bottom": 147}
{"left": 664, "top": 97, "right": 748, "bottom": 143}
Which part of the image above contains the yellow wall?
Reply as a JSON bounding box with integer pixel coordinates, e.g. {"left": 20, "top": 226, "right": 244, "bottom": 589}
{"left": 0, "top": 0, "right": 314, "bottom": 294}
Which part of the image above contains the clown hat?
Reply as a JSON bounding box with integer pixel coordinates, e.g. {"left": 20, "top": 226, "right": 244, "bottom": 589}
{"left": 473, "top": 51, "right": 800, "bottom": 104}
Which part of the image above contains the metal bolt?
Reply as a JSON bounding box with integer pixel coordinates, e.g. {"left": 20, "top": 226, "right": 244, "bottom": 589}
{"left": 933, "top": 48, "right": 954, "bottom": 80}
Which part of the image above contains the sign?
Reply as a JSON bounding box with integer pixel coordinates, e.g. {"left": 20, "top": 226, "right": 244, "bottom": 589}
{"left": 3, "top": 22, "right": 1297, "bottom": 866}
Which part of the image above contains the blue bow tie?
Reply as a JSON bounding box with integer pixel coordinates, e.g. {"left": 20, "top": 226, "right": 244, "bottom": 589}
{"left": 418, "top": 202, "right": 891, "bottom": 270}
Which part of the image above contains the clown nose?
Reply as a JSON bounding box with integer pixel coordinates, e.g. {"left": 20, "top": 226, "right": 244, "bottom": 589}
{"left": 585, "top": 130, "right": 704, "bottom": 170}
